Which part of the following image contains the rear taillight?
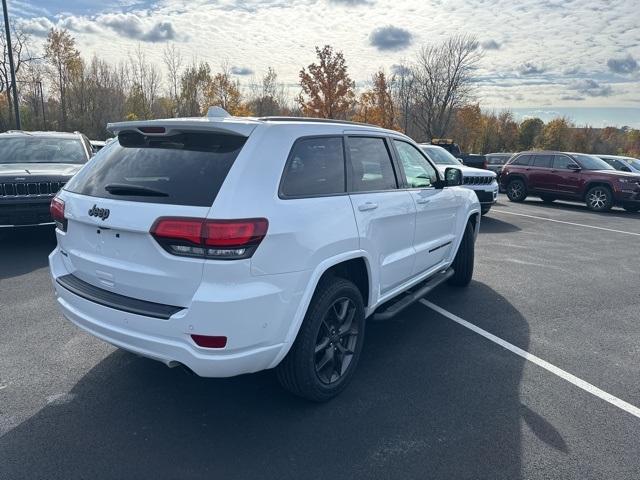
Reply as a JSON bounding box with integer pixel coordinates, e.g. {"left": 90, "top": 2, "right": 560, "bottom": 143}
{"left": 150, "top": 217, "right": 268, "bottom": 260}
{"left": 50, "top": 197, "right": 67, "bottom": 231}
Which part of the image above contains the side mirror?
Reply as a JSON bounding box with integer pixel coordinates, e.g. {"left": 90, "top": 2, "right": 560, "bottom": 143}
{"left": 443, "top": 167, "right": 463, "bottom": 187}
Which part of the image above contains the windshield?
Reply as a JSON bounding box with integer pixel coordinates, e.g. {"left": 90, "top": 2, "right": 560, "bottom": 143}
{"left": 421, "top": 146, "right": 461, "bottom": 165}
{"left": 0, "top": 137, "right": 88, "bottom": 164}
{"left": 574, "top": 154, "right": 615, "bottom": 171}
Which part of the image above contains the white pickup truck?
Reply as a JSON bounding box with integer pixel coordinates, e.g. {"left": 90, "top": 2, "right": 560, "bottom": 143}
{"left": 49, "top": 111, "right": 480, "bottom": 401}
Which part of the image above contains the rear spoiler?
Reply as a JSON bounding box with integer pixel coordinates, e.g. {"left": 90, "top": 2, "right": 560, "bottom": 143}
{"left": 107, "top": 119, "right": 258, "bottom": 138}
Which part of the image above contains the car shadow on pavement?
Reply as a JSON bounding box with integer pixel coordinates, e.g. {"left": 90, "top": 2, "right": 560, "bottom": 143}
{"left": 0, "top": 226, "right": 56, "bottom": 280}
{"left": 0, "top": 283, "right": 540, "bottom": 480}
{"left": 479, "top": 215, "right": 522, "bottom": 234}
{"left": 519, "top": 199, "right": 638, "bottom": 220}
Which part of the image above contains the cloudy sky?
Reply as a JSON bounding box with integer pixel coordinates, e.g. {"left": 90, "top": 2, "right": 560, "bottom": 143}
{"left": 14, "top": 0, "right": 640, "bottom": 127}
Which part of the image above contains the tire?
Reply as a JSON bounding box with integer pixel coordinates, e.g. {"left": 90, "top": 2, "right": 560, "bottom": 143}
{"left": 506, "top": 179, "right": 527, "bottom": 202}
{"left": 276, "top": 277, "right": 365, "bottom": 402}
{"left": 448, "top": 220, "right": 475, "bottom": 287}
{"left": 540, "top": 195, "right": 555, "bottom": 204}
{"left": 624, "top": 204, "right": 640, "bottom": 213}
{"left": 585, "top": 185, "right": 613, "bottom": 212}
{"left": 480, "top": 205, "right": 491, "bottom": 216}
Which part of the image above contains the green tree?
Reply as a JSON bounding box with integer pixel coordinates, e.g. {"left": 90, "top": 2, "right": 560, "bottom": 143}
{"left": 518, "top": 117, "right": 544, "bottom": 150}
{"left": 539, "top": 118, "right": 572, "bottom": 151}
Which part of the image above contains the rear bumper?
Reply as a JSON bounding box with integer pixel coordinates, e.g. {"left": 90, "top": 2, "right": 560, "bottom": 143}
{"left": 49, "top": 247, "right": 308, "bottom": 377}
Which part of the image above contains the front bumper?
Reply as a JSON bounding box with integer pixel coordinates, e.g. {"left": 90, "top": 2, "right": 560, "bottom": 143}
{"left": 49, "top": 247, "right": 307, "bottom": 377}
{"left": 467, "top": 184, "right": 499, "bottom": 205}
{"left": 0, "top": 198, "right": 54, "bottom": 227}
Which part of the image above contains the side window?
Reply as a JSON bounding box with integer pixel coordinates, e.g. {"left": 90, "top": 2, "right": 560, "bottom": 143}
{"left": 553, "top": 155, "right": 576, "bottom": 169}
{"left": 512, "top": 154, "right": 532, "bottom": 166}
{"left": 347, "top": 137, "right": 398, "bottom": 192}
{"left": 393, "top": 140, "right": 439, "bottom": 188}
{"left": 533, "top": 154, "right": 553, "bottom": 168}
{"left": 280, "top": 136, "right": 345, "bottom": 197}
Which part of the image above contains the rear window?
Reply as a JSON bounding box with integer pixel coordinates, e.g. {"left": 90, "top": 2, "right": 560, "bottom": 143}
{"left": 64, "top": 131, "right": 246, "bottom": 206}
{"left": 0, "top": 136, "right": 87, "bottom": 164}
{"left": 487, "top": 155, "right": 509, "bottom": 165}
{"left": 280, "top": 136, "right": 345, "bottom": 197}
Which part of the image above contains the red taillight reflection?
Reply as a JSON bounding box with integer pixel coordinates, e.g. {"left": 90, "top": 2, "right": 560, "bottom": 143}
{"left": 204, "top": 219, "right": 268, "bottom": 247}
{"left": 191, "top": 334, "right": 227, "bottom": 348}
{"left": 150, "top": 217, "right": 268, "bottom": 260}
{"left": 138, "top": 126, "right": 166, "bottom": 134}
{"left": 50, "top": 197, "right": 66, "bottom": 231}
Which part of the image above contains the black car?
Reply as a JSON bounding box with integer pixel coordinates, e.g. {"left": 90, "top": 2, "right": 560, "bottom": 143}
{"left": 0, "top": 131, "right": 92, "bottom": 227}
{"left": 486, "top": 153, "right": 513, "bottom": 179}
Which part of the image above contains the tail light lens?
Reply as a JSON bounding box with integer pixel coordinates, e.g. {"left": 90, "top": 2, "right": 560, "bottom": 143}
{"left": 151, "top": 217, "right": 268, "bottom": 260}
{"left": 50, "top": 197, "right": 67, "bottom": 231}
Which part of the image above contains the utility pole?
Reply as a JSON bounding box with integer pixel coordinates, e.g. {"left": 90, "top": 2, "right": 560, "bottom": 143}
{"left": 2, "top": 0, "right": 20, "bottom": 129}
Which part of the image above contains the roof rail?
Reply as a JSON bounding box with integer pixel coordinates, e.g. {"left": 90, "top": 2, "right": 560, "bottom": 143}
{"left": 258, "top": 116, "right": 379, "bottom": 128}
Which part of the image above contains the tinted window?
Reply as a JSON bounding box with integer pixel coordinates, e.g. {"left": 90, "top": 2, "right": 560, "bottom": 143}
{"left": 421, "top": 146, "right": 460, "bottom": 165}
{"left": 65, "top": 131, "right": 245, "bottom": 206}
{"left": 553, "top": 155, "right": 577, "bottom": 169}
{"left": 533, "top": 154, "right": 553, "bottom": 168}
{"left": 395, "top": 140, "right": 439, "bottom": 188}
{"left": 347, "top": 137, "right": 397, "bottom": 192}
{"left": 487, "top": 155, "right": 510, "bottom": 165}
{"left": 0, "top": 137, "right": 88, "bottom": 164}
{"left": 574, "top": 154, "right": 615, "bottom": 170}
{"left": 512, "top": 154, "right": 532, "bottom": 166}
{"left": 281, "top": 136, "right": 345, "bottom": 197}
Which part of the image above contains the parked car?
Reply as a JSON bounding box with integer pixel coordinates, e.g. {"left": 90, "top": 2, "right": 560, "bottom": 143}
{"left": 0, "top": 130, "right": 92, "bottom": 227}
{"left": 598, "top": 155, "right": 640, "bottom": 173}
{"left": 486, "top": 153, "right": 513, "bottom": 179}
{"left": 90, "top": 140, "right": 106, "bottom": 153}
{"left": 49, "top": 110, "right": 480, "bottom": 401}
{"left": 420, "top": 144, "right": 498, "bottom": 215}
{"left": 430, "top": 138, "right": 488, "bottom": 170}
{"left": 500, "top": 151, "right": 640, "bottom": 212}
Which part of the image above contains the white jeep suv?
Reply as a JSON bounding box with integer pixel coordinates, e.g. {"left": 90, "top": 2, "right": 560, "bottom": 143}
{"left": 49, "top": 111, "right": 480, "bottom": 401}
{"left": 420, "top": 144, "right": 498, "bottom": 215}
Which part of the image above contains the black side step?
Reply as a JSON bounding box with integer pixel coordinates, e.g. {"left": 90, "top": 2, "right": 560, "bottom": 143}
{"left": 372, "top": 268, "right": 454, "bottom": 321}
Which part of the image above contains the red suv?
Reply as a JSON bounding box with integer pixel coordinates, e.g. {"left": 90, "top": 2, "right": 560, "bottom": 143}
{"left": 500, "top": 151, "right": 640, "bottom": 212}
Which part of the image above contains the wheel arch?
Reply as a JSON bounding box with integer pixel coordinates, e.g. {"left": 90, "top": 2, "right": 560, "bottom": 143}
{"left": 583, "top": 181, "right": 614, "bottom": 200}
{"left": 269, "top": 251, "right": 374, "bottom": 368}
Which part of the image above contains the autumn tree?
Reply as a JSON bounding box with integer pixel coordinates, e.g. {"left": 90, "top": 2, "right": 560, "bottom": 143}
{"left": 518, "top": 117, "right": 544, "bottom": 150}
{"left": 411, "top": 35, "right": 483, "bottom": 141}
{"left": 540, "top": 117, "right": 572, "bottom": 151}
{"left": 204, "top": 66, "right": 249, "bottom": 116}
{"left": 353, "top": 70, "right": 396, "bottom": 129}
{"left": 44, "top": 28, "right": 81, "bottom": 130}
{"left": 298, "top": 45, "right": 355, "bottom": 119}
{"left": 126, "top": 45, "right": 162, "bottom": 119}
{"left": 449, "top": 103, "right": 482, "bottom": 152}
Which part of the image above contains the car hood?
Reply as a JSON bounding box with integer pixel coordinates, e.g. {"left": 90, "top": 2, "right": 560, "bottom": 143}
{"left": 436, "top": 164, "right": 496, "bottom": 178}
{"left": 0, "top": 163, "right": 83, "bottom": 177}
{"left": 589, "top": 169, "right": 640, "bottom": 179}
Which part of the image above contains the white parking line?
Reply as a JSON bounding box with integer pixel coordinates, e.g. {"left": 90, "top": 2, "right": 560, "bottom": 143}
{"left": 419, "top": 299, "right": 640, "bottom": 420}
{"left": 492, "top": 209, "right": 640, "bottom": 237}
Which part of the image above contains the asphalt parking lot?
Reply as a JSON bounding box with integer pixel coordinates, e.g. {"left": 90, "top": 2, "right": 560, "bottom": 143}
{"left": 1, "top": 195, "right": 639, "bottom": 480}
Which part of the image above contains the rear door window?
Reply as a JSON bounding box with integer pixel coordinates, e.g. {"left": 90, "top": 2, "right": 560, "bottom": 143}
{"left": 64, "top": 131, "right": 246, "bottom": 207}
{"left": 533, "top": 154, "right": 553, "bottom": 168}
{"left": 280, "top": 136, "right": 345, "bottom": 197}
{"left": 347, "top": 137, "right": 398, "bottom": 192}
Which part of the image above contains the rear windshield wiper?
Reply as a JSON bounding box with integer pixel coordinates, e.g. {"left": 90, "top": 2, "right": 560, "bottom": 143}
{"left": 105, "top": 183, "right": 169, "bottom": 197}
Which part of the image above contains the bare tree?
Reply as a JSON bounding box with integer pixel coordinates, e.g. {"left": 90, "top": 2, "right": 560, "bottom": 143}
{"left": 127, "top": 44, "right": 162, "bottom": 119}
{"left": 248, "top": 67, "right": 287, "bottom": 116}
{"left": 390, "top": 63, "right": 415, "bottom": 134}
{"left": 0, "top": 24, "right": 38, "bottom": 127}
{"left": 410, "top": 35, "right": 482, "bottom": 141}
{"left": 163, "top": 44, "right": 183, "bottom": 116}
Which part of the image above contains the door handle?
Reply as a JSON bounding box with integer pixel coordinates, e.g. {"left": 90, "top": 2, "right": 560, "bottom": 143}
{"left": 358, "top": 202, "right": 378, "bottom": 212}
{"left": 416, "top": 198, "right": 431, "bottom": 205}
